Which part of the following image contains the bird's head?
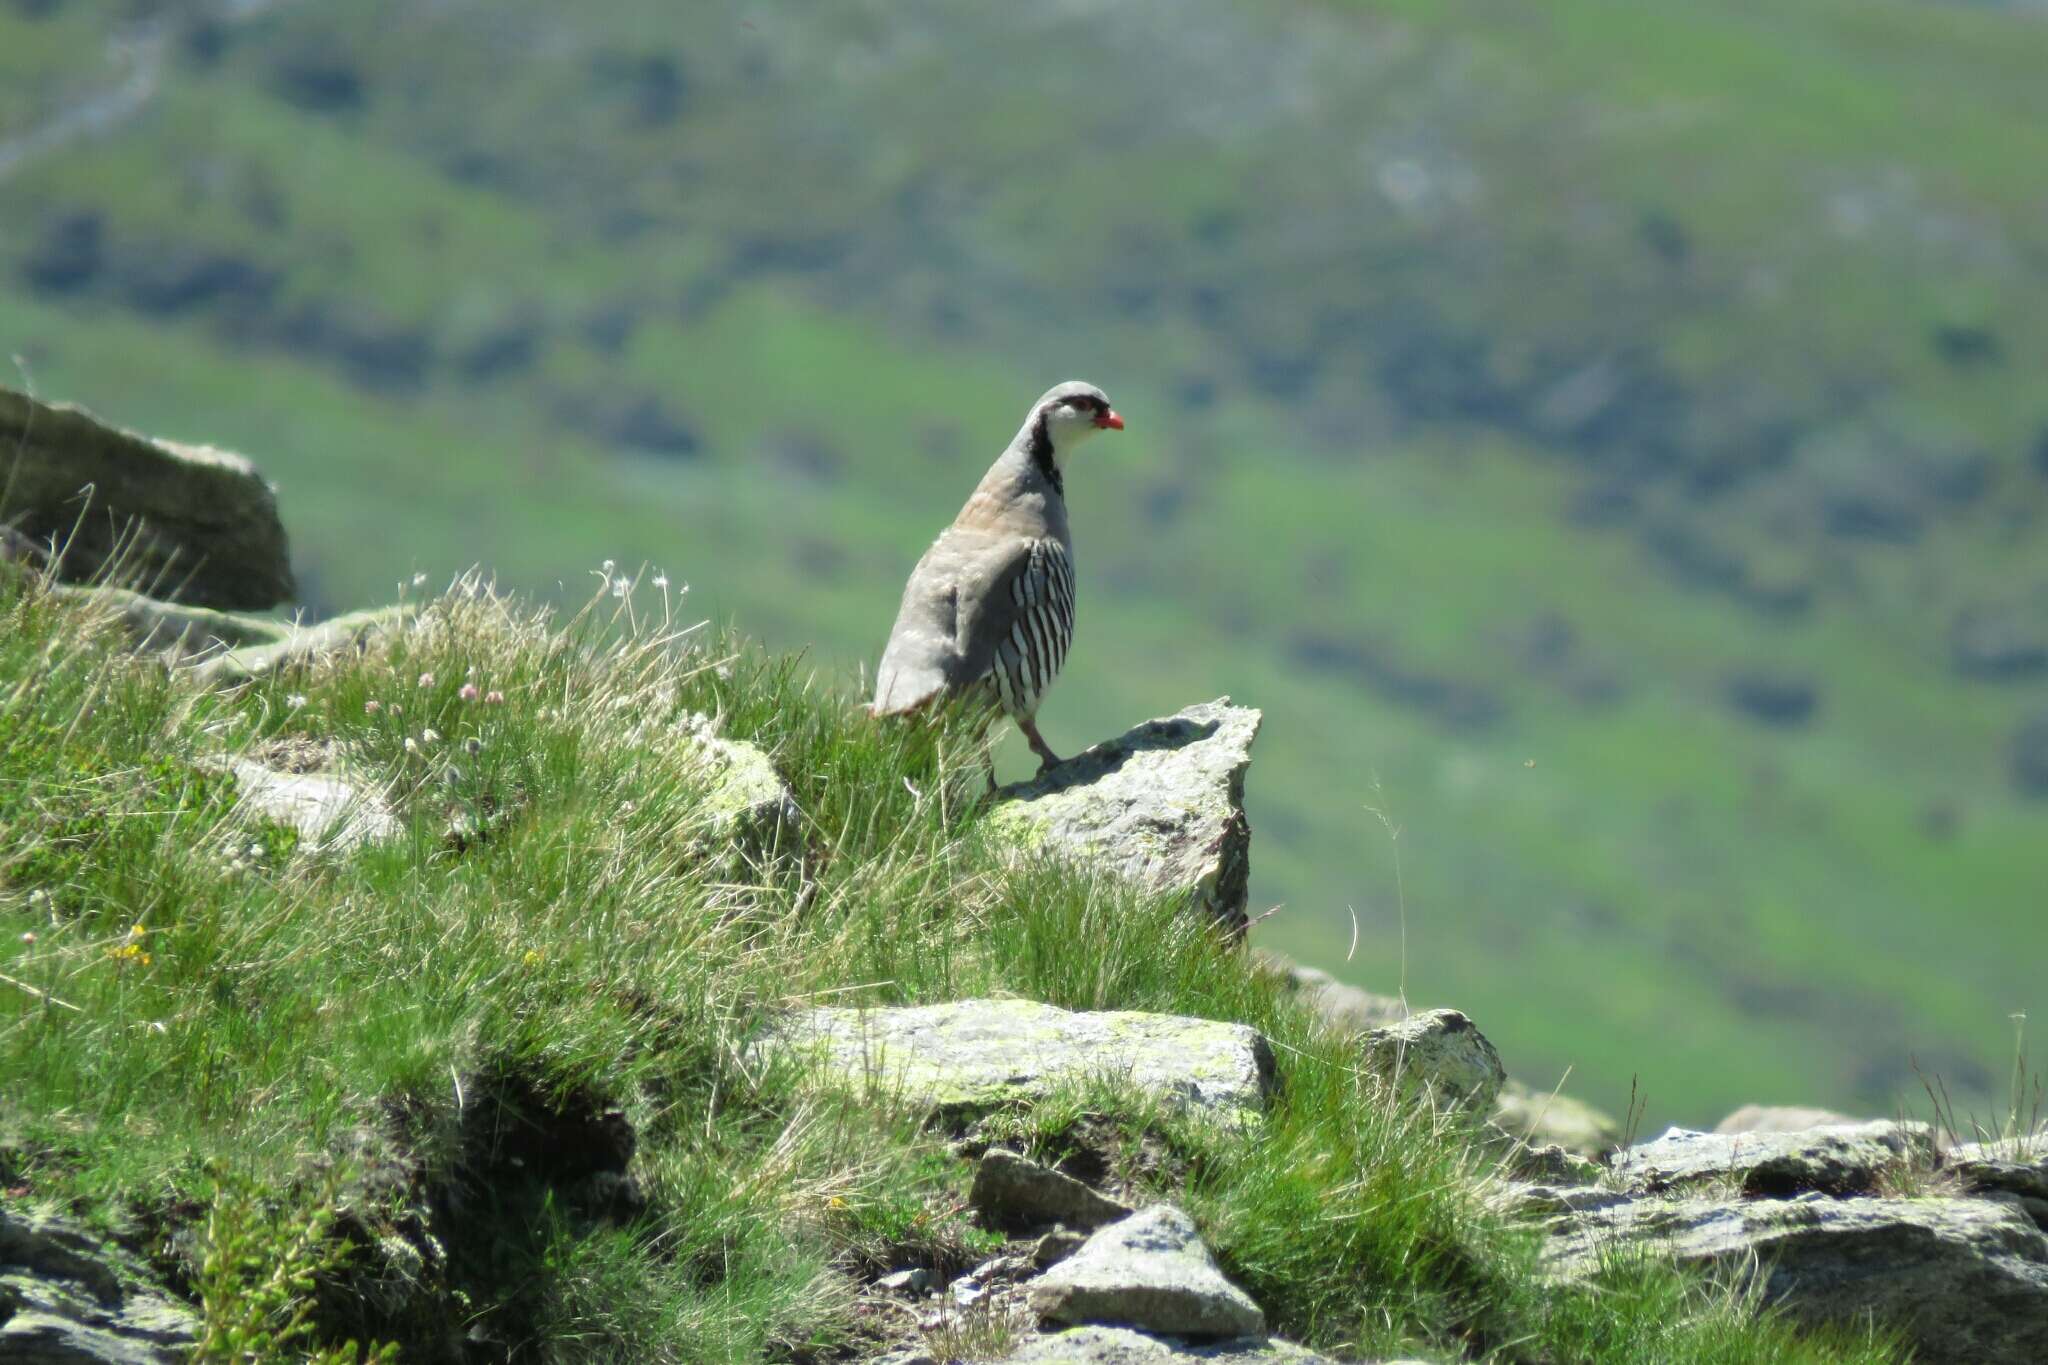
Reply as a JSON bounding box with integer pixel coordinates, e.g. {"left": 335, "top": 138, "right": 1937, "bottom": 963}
{"left": 1025, "top": 380, "right": 1123, "bottom": 466}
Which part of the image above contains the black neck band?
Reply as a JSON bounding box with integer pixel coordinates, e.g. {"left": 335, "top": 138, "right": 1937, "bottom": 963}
{"left": 1027, "top": 412, "right": 1063, "bottom": 496}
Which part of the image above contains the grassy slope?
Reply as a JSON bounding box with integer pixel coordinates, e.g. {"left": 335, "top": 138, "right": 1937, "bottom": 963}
{"left": 0, "top": 564, "right": 1899, "bottom": 1363}
{"left": 2, "top": 0, "right": 2046, "bottom": 1126}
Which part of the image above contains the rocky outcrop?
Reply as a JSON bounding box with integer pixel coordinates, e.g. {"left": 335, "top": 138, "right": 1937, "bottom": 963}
{"left": 1028, "top": 1206, "right": 1264, "bottom": 1339}
{"left": 1543, "top": 1193, "right": 2048, "bottom": 1364}
{"left": 0, "top": 385, "right": 294, "bottom": 609}
{"left": 985, "top": 700, "right": 1260, "bottom": 935}
{"left": 0, "top": 1208, "right": 198, "bottom": 1363}
{"left": 971, "top": 1149, "right": 1133, "bottom": 1233}
{"left": 1359, "top": 1010, "right": 1505, "bottom": 1113}
{"left": 758, "top": 999, "right": 1273, "bottom": 1122}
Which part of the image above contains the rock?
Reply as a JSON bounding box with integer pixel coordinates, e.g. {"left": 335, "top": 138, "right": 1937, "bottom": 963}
{"left": 1265, "top": 958, "right": 1409, "bottom": 1033}
{"left": 876, "top": 1268, "right": 930, "bottom": 1294}
{"left": 1493, "top": 1079, "right": 1620, "bottom": 1159}
{"left": 1495, "top": 1136, "right": 1602, "bottom": 1185}
{"left": 192, "top": 605, "right": 416, "bottom": 683}
{"left": 51, "top": 585, "right": 293, "bottom": 655}
{"left": 1028, "top": 1206, "right": 1264, "bottom": 1339}
{"left": 1544, "top": 1195, "right": 2048, "bottom": 1364}
{"left": 999, "top": 1325, "right": 1338, "bottom": 1363}
{"left": 1359, "top": 1010, "right": 1505, "bottom": 1113}
{"left": 759, "top": 1000, "right": 1273, "bottom": 1122}
{"left": 0, "top": 385, "right": 294, "bottom": 609}
{"left": 985, "top": 699, "right": 1260, "bottom": 935}
{"left": 1609, "top": 1122, "right": 1930, "bottom": 1197}
{"left": 1946, "top": 1145, "right": 2048, "bottom": 1203}
{"left": 1714, "top": 1103, "right": 1862, "bottom": 1134}
{"left": 0, "top": 1207, "right": 198, "bottom": 1363}
{"left": 971, "top": 1149, "right": 1134, "bottom": 1233}
{"left": 227, "top": 757, "right": 399, "bottom": 852}
{"left": 679, "top": 731, "right": 800, "bottom": 863}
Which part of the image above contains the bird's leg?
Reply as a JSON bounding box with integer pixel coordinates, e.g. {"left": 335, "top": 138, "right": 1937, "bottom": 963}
{"left": 1019, "top": 715, "right": 1063, "bottom": 775}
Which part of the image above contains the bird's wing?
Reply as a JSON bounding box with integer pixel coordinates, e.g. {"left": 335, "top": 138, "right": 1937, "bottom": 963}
{"left": 955, "top": 535, "right": 1069, "bottom": 689}
{"left": 872, "top": 529, "right": 1040, "bottom": 714}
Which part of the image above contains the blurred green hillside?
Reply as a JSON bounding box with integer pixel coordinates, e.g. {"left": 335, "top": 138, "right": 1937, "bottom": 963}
{"left": 3, "top": 0, "right": 2045, "bottom": 1127}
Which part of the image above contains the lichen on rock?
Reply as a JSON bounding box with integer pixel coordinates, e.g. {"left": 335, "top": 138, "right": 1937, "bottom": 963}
{"left": 984, "top": 699, "right": 1261, "bottom": 936}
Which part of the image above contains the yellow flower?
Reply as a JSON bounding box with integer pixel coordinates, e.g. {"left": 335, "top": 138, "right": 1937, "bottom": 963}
{"left": 521, "top": 949, "right": 544, "bottom": 968}
{"left": 826, "top": 1196, "right": 848, "bottom": 1211}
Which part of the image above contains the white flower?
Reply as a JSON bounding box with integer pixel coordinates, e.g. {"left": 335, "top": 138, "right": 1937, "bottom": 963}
{"left": 601, "top": 559, "right": 616, "bottom": 576}
{"left": 404, "top": 737, "right": 420, "bottom": 754}
{"left": 612, "top": 577, "right": 629, "bottom": 598}
{"left": 412, "top": 572, "right": 429, "bottom": 587}
{"left": 285, "top": 693, "right": 307, "bottom": 710}
{"left": 652, "top": 573, "right": 669, "bottom": 589}
{"left": 421, "top": 728, "right": 441, "bottom": 745}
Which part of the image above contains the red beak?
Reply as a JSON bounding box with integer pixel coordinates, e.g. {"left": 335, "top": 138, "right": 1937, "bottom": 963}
{"left": 1096, "top": 409, "right": 1125, "bottom": 431}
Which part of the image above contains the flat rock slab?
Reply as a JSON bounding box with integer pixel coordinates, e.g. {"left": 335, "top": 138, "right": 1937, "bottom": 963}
{"left": 228, "top": 758, "right": 400, "bottom": 852}
{"left": 1029, "top": 1206, "right": 1265, "bottom": 1339}
{"left": 1, "top": 1208, "right": 197, "bottom": 1363}
{"left": 761, "top": 1000, "right": 1273, "bottom": 1121}
{"left": 1, "top": 385, "right": 294, "bottom": 609}
{"left": 1609, "top": 1121, "right": 1929, "bottom": 1196}
{"left": 1000, "top": 1325, "right": 1338, "bottom": 1364}
{"left": 1544, "top": 1195, "right": 2048, "bottom": 1365}
{"left": 1359, "top": 1009, "right": 1505, "bottom": 1113}
{"left": 986, "top": 699, "right": 1260, "bottom": 935}
{"left": 972, "top": 1148, "right": 1134, "bottom": 1232}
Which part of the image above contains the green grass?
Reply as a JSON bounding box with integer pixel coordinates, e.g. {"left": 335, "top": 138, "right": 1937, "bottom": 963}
{"left": 0, "top": 563, "right": 1904, "bottom": 1362}
{"left": 3, "top": 0, "right": 2045, "bottom": 1131}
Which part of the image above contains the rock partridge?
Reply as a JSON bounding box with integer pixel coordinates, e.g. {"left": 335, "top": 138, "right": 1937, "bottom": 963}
{"left": 872, "top": 381, "right": 1124, "bottom": 773}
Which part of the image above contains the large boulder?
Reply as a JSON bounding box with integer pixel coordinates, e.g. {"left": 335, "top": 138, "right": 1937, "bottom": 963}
{"left": 1543, "top": 1194, "right": 2048, "bottom": 1364}
{"left": 985, "top": 700, "right": 1260, "bottom": 936}
{"left": 1359, "top": 1010, "right": 1505, "bottom": 1113}
{"left": 1608, "top": 1121, "right": 1931, "bottom": 1197}
{"left": 1028, "top": 1205, "right": 1265, "bottom": 1339}
{"left": 0, "top": 386, "right": 294, "bottom": 609}
{"left": 757, "top": 999, "right": 1273, "bottom": 1122}
{"left": 0, "top": 1207, "right": 198, "bottom": 1363}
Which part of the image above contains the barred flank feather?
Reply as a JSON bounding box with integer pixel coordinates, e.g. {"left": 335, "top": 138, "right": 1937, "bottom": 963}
{"left": 992, "top": 538, "right": 1074, "bottom": 720}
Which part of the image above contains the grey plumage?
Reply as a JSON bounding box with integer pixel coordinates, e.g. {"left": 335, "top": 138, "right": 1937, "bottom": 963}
{"left": 872, "top": 380, "right": 1122, "bottom": 771}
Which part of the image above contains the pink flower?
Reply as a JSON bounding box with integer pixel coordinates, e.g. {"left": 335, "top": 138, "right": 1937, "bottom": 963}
{"left": 459, "top": 683, "right": 480, "bottom": 702}
{"left": 364, "top": 699, "right": 383, "bottom": 714}
{"left": 484, "top": 690, "right": 506, "bottom": 706}
{"left": 417, "top": 672, "right": 436, "bottom": 688}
